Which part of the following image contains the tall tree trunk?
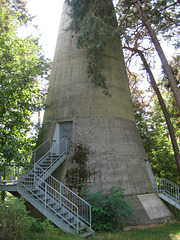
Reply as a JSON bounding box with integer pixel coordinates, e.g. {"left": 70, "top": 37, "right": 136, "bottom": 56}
{"left": 132, "top": 0, "right": 180, "bottom": 114}
{"left": 124, "top": 46, "right": 180, "bottom": 182}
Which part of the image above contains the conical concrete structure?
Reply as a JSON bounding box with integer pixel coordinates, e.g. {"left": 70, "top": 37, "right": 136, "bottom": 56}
{"left": 42, "top": 2, "right": 172, "bottom": 225}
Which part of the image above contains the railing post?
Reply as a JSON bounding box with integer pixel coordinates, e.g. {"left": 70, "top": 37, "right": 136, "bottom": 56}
{"left": 77, "top": 208, "right": 79, "bottom": 234}
{"left": 60, "top": 184, "right": 62, "bottom": 205}
{"left": 90, "top": 205, "right": 92, "bottom": 229}
{"left": 50, "top": 139, "right": 52, "bottom": 165}
{"left": 159, "top": 178, "right": 161, "bottom": 192}
{"left": 50, "top": 139, "right": 52, "bottom": 149}
{"left": 66, "top": 138, "right": 68, "bottom": 154}
{"left": 34, "top": 151, "right": 36, "bottom": 185}
{"left": 51, "top": 148, "right": 52, "bottom": 165}
{"left": 17, "top": 167, "right": 19, "bottom": 181}
{"left": 45, "top": 184, "right": 47, "bottom": 208}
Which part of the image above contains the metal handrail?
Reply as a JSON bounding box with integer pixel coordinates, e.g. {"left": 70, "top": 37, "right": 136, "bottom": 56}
{"left": 26, "top": 163, "right": 91, "bottom": 228}
{"left": 18, "top": 169, "right": 79, "bottom": 233}
{"left": 0, "top": 139, "right": 66, "bottom": 185}
{"left": 33, "top": 139, "right": 54, "bottom": 166}
{"left": 155, "top": 178, "right": 180, "bottom": 203}
{"left": 34, "top": 137, "right": 67, "bottom": 166}
{"left": 0, "top": 138, "right": 92, "bottom": 233}
{"left": 0, "top": 164, "right": 26, "bottom": 185}
{"left": 34, "top": 139, "right": 52, "bottom": 154}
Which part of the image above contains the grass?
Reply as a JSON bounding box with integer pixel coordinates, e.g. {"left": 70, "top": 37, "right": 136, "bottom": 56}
{"left": 1, "top": 195, "right": 180, "bottom": 240}
{"left": 27, "top": 220, "right": 180, "bottom": 240}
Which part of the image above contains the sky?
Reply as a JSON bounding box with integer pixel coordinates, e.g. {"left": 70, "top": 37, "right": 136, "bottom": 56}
{"left": 25, "top": 0, "right": 178, "bottom": 124}
{"left": 25, "top": 0, "right": 178, "bottom": 67}
{"left": 23, "top": 0, "right": 64, "bottom": 124}
{"left": 26, "top": 0, "right": 64, "bottom": 60}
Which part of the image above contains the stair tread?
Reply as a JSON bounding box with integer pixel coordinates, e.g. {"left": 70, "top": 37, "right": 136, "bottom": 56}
{"left": 78, "top": 225, "right": 88, "bottom": 231}
{"left": 79, "top": 230, "right": 94, "bottom": 238}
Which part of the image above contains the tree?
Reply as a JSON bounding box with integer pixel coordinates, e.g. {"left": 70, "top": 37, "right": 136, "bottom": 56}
{"left": 125, "top": 47, "right": 180, "bottom": 180}
{"left": 116, "top": 0, "right": 180, "bottom": 113}
{"left": 127, "top": 66, "right": 179, "bottom": 184}
{"left": 0, "top": 0, "right": 31, "bottom": 22}
{"left": 0, "top": 5, "right": 51, "bottom": 169}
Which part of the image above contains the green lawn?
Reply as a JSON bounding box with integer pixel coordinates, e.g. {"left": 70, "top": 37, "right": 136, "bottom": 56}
{"left": 28, "top": 221, "right": 180, "bottom": 240}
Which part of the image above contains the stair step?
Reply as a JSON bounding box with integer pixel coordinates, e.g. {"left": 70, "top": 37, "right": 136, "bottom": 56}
{"left": 52, "top": 203, "right": 62, "bottom": 209}
{"left": 60, "top": 212, "right": 69, "bottom": 218}
{"left": 66, "top": 215, "right": 75, "bottom": 222}
{"left": 79, "top": 231, "right": 94, "bottom": 238}
{"left": 36, "top": 193, "right": 45, "bottom": 198}
{"left": 39, "top": 163, "right": 51, "bottom": 166}
{"left": 67, "top": 219, "right": 77, "bottom": 227}
{"left": 31, "top": 188, "right": 41, "bottom": 193}
{"left": 49, "top": 201, "right": 56, "bottom": 206}
{"left": 39, "top": 166, "right": 49, "bottom": 170}
{"left": 78, "top": 225, "right": 88, "bottom": 232}
{"left": 46, "top": 157, "right": 59, "bottom": 160}
{"left": 27, "top": 187, "right": 39, "bottom": 192}
{"left": 23, "top": 175, "right": 34, "bottom": 179}
{"left": 38, "top": 197, "right": 51, "bottom": 203}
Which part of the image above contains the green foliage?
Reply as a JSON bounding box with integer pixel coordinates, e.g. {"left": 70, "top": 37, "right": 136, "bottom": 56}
{"left": 0, "top": 6, "right": 51, "bottom": 169}
{"left": 82, "top": 186, "right": 132, "bottom": 232}
{"left": 133, "top": 91, "right": 179, "bottom": 184}
{"left": 1, "top": 0, "right": 31, "bottom": 23}
{"left": 65, "top": 0, "right": 120, "bottom": 95}
{"left": 116, "top": 0, "right": 180, "bottom": 48}
{"left": 129, "top": 54, "right": 180, "bottom": 184}
{"left": 30, "top": 218, "right": 57, "bottom": 233}
{"left": 0, "top": 197, "right": 33, "bottom": 240}
{"left": 0, "top": 196, "right": 59, "bottom": 240}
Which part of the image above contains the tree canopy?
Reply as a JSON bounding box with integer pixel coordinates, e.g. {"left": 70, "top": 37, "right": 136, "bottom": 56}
{"left": 0, "top": 3, "right": 51, "bottom": 169}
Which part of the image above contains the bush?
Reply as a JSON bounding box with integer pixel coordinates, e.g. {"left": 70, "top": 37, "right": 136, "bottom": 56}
{"left": 82, "top": 186, "right": 132, "bottom": 232}
{"left": 0, "top": 197, "right": 33, "bottom": 240}
{"left": 30, "top": 218, "right": 57, "bottom": 233}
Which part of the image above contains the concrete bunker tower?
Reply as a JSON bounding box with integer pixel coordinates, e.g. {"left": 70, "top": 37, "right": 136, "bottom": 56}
{"left": 42, "top": 2, "right": 172, "bottom": 225}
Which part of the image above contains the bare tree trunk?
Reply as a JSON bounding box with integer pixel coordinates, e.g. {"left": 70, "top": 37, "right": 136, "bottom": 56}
{"left": 132, "top": 0, "right": 180, "bottom": 114}
{"left": 124, "top": 46, "right": 180, "bottom": 182}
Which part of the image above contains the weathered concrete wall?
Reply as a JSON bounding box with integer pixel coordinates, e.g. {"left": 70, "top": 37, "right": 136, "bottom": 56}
{"left": 44, "top": 3, "right": 134, "bottom": 123}
{"left": 43, "top": 2, "right": 173, "bottom": 226}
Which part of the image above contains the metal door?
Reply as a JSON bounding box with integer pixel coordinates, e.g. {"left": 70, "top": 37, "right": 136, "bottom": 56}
{"left": 59, "top": 122, "right": 72, "bottom": 154}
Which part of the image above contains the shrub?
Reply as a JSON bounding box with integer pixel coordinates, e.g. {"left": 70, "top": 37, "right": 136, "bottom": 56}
{"left": 30, "top": 218, "right": 57, "bottom": 233}
{"left": 82, "top": 186, "right": 132, "bottom": 232}
{"left": 0, "top": 197, "right": 33, "bottom": 240}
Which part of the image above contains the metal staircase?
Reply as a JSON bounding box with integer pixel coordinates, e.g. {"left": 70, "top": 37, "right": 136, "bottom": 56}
{"left": 0, "top": 138, "right": 94, "bottom": 238}
{"left": 155, "top": 178, "right": 180, "bottom": 210}
{"left": 145, "top": 159, "right": 180, "bottom": 210}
